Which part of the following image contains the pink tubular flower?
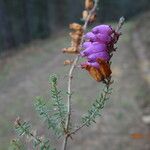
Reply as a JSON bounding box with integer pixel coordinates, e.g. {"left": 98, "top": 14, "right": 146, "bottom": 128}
{"left": 82, "top": 41, "right": 92, "bottom": 49}
{"left": 96, "top": 33, "right": 112, "bottom": 44}
{"left": 84, "top": 32, "right": 97, "bottom": 41}
{"left": 81, "top": 62, "right": 100, "bottom": 69}
{"left": 92, "top": 25, "right": 113, "bottom": 35}
{"left": 87, "top": 52, "right": 110, "bottom": 62}
{"left": 80, "top": 43, "right": 107, "bottom": 57}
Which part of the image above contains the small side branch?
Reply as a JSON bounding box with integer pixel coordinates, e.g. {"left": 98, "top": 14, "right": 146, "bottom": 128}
{"left": 70, "top": 77, "right": 112, "bottom": 136}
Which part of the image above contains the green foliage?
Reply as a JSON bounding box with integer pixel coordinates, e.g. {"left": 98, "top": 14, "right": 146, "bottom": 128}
{"left": 14, "top": 119, "right": 55, "bottom": 150}
{"left": 33, "top": 139, "right": 55, "bottom": 150}
{"left": 82, "top": 84, "right": 112, "bottom": 127}
{"left": 9, "top": 139, "right": 25, "bottom": 150}
{"left": 35, "top": 75, "right": 67, "bottom": 137}
{"left": 12, "top": 73, "right": 113, "bottom": 149}
{"left": 49, "top": 75, "right": 67, "bottom": 128}
{"left": 15, "top": 120, "right": 31, "bottom": 136}
{"left": 11, "top": 75, "right": 67, "bottom": 149}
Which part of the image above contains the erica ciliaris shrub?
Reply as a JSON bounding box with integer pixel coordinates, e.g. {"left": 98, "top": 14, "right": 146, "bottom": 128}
{"left": 10, "top": 0, "right": 124, "bottom": 150}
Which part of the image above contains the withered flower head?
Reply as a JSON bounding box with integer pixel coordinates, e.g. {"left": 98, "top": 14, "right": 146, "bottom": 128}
{"left": 81, "top": 59, "right": 111, "bottom": 82}
{"left": 63, "top": 23, "right": 83, "bottom": 54}
{"left": 64, "top": 60, "right": 73, "bottom": 65}
{"left": 69, "top": 32, "right": 81, "bottom": 42}
{"left": 69, "top": 23, "right": 83, "bottom": 31}
{"left": 62, "top": 47, "right": 79, "bottom": 54}
{"left": 82, "top": 10, "right": 89, "bottom": 21}
{"left": 85, "top": 0, "right": 94, "bottom": 10}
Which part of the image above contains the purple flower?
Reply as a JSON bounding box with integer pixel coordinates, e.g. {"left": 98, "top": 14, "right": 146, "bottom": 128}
{"left": 81, "top": 43, "right": 107, "bottom": 57}
{"left": 80, "top": 24, "right": 120, "bottom": 70}
{"left": 82, "top": 41, "right": 92, "bottom": 49}
{"left": 81, "top": 62, "right": 100, "bottom": 69}
{"left": 84, "top": 32, "right": 97, "bottom": 41}
{"left": 87, "top": 51, "right": 110, "bottom": 62}
{"left": 96, "top": 33, "right": 112, "bottom": 44}
{"left": 92, "top": 25, "right": 113, "bottom": 35}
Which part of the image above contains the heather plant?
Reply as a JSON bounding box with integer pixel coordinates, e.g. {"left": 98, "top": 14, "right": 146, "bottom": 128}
{"left": 10, "top": 0, "right": 124, "bottom": 150}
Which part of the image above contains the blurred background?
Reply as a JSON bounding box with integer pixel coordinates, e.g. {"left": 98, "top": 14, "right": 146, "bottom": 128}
{"left": 0, "top": 0, "right": 150, "bottom": 52}
{"left": 0, "top": 0, "right": 150, "bottom": 149}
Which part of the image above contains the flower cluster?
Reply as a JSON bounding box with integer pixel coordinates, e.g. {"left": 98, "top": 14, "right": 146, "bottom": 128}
{"left": 81, "top": 25, "right": 120, "bottom": 82}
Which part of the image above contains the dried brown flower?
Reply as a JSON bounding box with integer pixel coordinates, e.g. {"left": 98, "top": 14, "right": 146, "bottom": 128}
{"left": 82, "top": 10, "right": 89, "bottom": 21}
{"left": 63, "top": 23, "right": 83, "bottom": 54}
{"left": 97, "top": 59, "right": 112, "bottom": 79}
{"left": 62, "top": 47, "right": 79, "bottom": 54}
{"left": 69, "top": 32, "right": 81, "bottom": 42}
{"left": 64, "top": 60, "right": 73, "bottom": 65}
{"left": 83, "top": 10, "right": 96, "bottom": 22}
{"left": 69, "top": 23, "right": 83, "bottom": 31}
{"left": 85, "top": 0, "right": 94, "bottom": 10}
{"left": 81, "top": 59, "right": 112, "bottom": 82}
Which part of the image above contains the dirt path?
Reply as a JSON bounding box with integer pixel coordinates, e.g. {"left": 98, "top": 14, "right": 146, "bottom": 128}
{"left": 0, "top": 23, "right": 150, "bottom": 150}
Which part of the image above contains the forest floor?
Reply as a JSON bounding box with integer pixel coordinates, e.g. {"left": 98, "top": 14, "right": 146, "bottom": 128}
{"left": 0, "top": 20, "right": 150, "bottom": 150}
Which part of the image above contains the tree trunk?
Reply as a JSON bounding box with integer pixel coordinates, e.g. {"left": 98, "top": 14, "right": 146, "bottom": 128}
{"left": 0, "top": 0, "right": 15, "bottom": 50}
{"left": 20, "top": 0, "right": 31, "bottom": 43}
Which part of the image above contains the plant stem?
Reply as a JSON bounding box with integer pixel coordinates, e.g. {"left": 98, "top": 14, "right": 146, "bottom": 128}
{"left": 61, "top": 135, "right": 68, "bottom": 150}
{"left": 61, "top": 1, "right": 99, "bottom": 150}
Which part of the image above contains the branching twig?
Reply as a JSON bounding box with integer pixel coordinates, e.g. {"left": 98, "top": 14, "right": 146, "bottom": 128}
{"left": 15, "top": 119, "right": 46, "bottom": 149}
{"left": 70, "top": 77, "right": 112, "bottom": 136}
{"left": 116, "top": 17, "right": 125, "bottom": 33}
{"left": 14, "top": 117, "right": 55, "bottom": 150}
